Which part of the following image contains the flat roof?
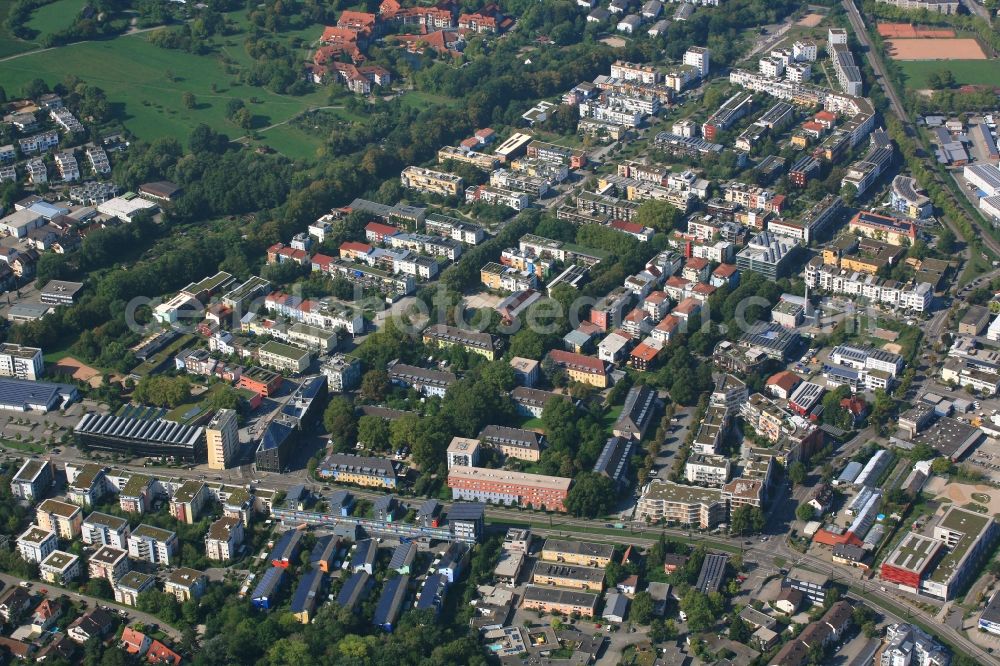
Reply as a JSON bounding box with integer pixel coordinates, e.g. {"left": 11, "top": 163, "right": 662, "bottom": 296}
{"left": 542, "top": 539, "right": 615, "bottom": 559}
{"left": 522, "top": 585, "right": 599, "bottom": 608}
{"left": 532, "top": 561, "right": 605, "bottom": 584}
{"left": 132, "top": 524, "right": 175, "bottom": 541}
{"left": 41, "top": 550, "right": 78, "bottom": 570}
{"left": 84, "top": 512, "right": 128, "bottom": 530}
{"left": 90, "top": 545, "right": 127, "bottom": 565}
{"left": 884, "top": 532, "right": 942, "bottom": 574}
{"left": 640, "top": 479, "right": 725, "bottom": 505}
{"left": 449, "top": 466, "right": 571, "bottom": 491}
{"left": 37, "top": 499, "right": 80, "bottom": 518}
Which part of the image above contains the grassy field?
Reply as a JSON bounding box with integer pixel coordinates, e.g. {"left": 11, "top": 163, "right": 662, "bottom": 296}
{"left": 25, "top": 0, "right": 83, "bottom": 39}
{"left": 0, "top": 0, "right": 40, "bottom": 58}
{"left": 898, "top": 59, "right": 1000, "bottom": 88}
{"left": 0, "top": 30, "right": 332, "bottom": 153}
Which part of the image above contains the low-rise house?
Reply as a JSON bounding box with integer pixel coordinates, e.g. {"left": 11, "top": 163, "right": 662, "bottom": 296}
{"left": 68, "top": 608, "right": 118, "bottom": 644}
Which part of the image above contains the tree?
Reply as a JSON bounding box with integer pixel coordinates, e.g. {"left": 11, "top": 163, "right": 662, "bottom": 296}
{"left": 731, "top": 505, "right": 765, "bottom": 535}
{"left": 359, "top": 369, "right": 389, "bottom": 402}
{"left": 796, "top": 503, "right": 815, "bottom": 522}
{"left": 680, "top": 589, "right": 715, "bottom": 632}
{"left": 636, "top": 199, "right": 682, "bottom": 232}
{"left": 788, "top": 461, "right": 807, "bottom": 486}
{"left": 182, "top": 91, "right": 197, "bottom": 109}
{"left": 630, "top": 591, "right": 654, "bottom": 624}
{"left": 937, "top": 227, "right": 956, "bottom": 254}
{"left": 323, "top": 396, "right": 357, "bottom": 450}
{"left": 729, "top": 613, "right": 751, "bottom": 642}
{"left": 931, "top": 457, "right": 954, "bottom": 475}
{"left": 564, "top": 472, "right": 614, "bottom": 517}
{"left": 357, "top": 415, "right": 391, "bottom": 451}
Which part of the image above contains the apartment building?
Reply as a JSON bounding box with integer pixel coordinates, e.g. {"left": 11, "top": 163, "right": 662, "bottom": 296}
{"left": 317, "top": 454, "right": 398, "bottom": 488}
{"left": 87, "top": 545, "right": 130, "bottom": 583}
{"left": 206, "top": 409, "right": 239, "bottom": 471}
{"left": 17, "top": 525, "right": 58, "bottom": 563}
{"left": 11, "top": 458, "right": 52, "bottom": 500}
{"left": 422, "top": 324, "right": 500, "bottom": 360}
{"left": 684, "top": 454, "right": 731, "bottom": 486}
{"left": 540, "top": 539, "right": 615, "bottom": 567}
{"left": 637, "top": 480, "right": 727, "bottom": 529}
{"left": 545, "top": 350, "right": 608, "bottom": 387}
{"left": 447, "top": 466, "right": 572, "bottom": 511}
{"left": 170, "top": 480, "right": 209, "bottom": 524}
{"left": 35, "top": 499, "right": 82, "bottom": 540}
{"left": 40, "top": 550, "right": 81, "bottom": 586}
{"left": 127, "top": 524, "right": 178, "bottom": 565}
{"left": 0, "top": 343, "right": 43, "bottom": 380}
{"left": 164, "top": 568, "right": 207, "bottom": 603}
{"left": 258, "top": 340, "right": 311, "bottom": 374}
{"left": 521, "top": 586, "right": 599, "bottom": 618}
{"left": 401, "top": 166, "right": 464, "bottom": 197}
{"left": 82, "top": 512, "right": 130, "bottom": 549}
{"left": 205, "top": 516, "right": 244, "bottom": 562}
{"left": 531, "top": 562, "right": 605, "bottom": 591}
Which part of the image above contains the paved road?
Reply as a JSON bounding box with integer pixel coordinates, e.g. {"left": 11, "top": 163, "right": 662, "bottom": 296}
{"left": 0, "top": 573, "right": 182, "bottom": 641}
{"left": 842, "top": 0, "right": 1000, "bottom": 263}
{"left": 959, "top": 0, "right": 993, "bottom": 22}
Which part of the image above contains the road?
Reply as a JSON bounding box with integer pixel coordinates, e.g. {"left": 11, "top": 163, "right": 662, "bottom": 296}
{"left": 18, "top": 437, "right": 996, "bottom": 660}
{"left": 0, "top": 573, "right": 182, "bottom": 642}
{"left": 842, "top": 0, "right": 1000, "bottom": 263}
{"left": 959, "top": 0, "right": 993, "bottom": 22}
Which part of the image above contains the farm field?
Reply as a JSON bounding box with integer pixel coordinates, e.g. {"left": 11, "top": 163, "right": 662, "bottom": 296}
{"left": 25, "top": 0, "right": 83, "bottom": 39}
{"left": 0, "top": 31, "right": 332, "bottom": 154}
{"left": 898, "top": 59, "right": 1000, "bottom": 88}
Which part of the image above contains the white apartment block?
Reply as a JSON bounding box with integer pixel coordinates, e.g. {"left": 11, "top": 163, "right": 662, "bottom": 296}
{"left": 682, "top": 47, "right": 710, "bottom": 77}
{"left": 0, "top": 343, "right": 43, "bottom": 380}
{"left": 82, "top": 512, "right": 131, "bottom": 549}
{"left": 127, "top": 524, "right": 177, "bottom": 565}
{"left": 17, "top": 525, "right": 57, "bottom": 563}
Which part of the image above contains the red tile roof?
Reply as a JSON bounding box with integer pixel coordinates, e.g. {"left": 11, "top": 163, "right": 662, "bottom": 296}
{"left": 146, "top": 640, "right": 181, "bottom": 666}
{"left": 673, "top": 298, "right": 700, "bottom": 315}
{"left": 122, "top": 628, "right": 148, "bottom": 655}
{"left": 340, "top": 241, "right": 373, "bottom": 254}
{"left": 712, "top": 263, "right": 737, "bottom": 277}
{"left": 548, "top": 350, "right": 606, "bottom": 374}
{"left": 611, "top": 220, "right": 645, "bottom": 234}
{"left": 630, "top": 342, "right": 660, "bottom": 362}
{"left": 685, "top": 257, "right": 708, "bottom": 270}
{"left": 655, "top": 315, "right": 680, "bottom": 332}
{"left": 644, "top": 290, "right": 668, "bottom": 303}
{"left": 365, "top": 221, "right": 399, "bottom": 236}
{"left": 766, "top": 370, "right": 801, "bottom": 393}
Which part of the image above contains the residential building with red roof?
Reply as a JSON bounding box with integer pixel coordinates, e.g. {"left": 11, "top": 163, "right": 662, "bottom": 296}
{"left": 814, "top": 110, "right": 837, "bottom": 129}
{"left": 311, "top": 253, "right": 334, "bottom": 273}
{"left": 337, "top": 10, "right": 379, "bottom": 34}
{"left": 711, "top": 263, "right": 739, "bottom": 288}
{"left": 146, "top": 640, "right": 181, "bottom": 665}
{"left": 690, "top": 282, "right": 717, "bottom": 302}
{"left": 664, "top": 275, "right": 691, "bottom": 301}
{"left": 340, "top": 241, "right": 375, "bottom": 264}
{"left": 651, "top": 314, "right": 681, "bottom": 343}
{"left": 610, "top": 219, "right": 654, "bottom": 242}
{"left": 266, "top": 243, "right": 308, "bottom": 266}
{"left": 365, "top": 221, "right": 400, "bottom": 244}
{"left": 122, "top": 627, "right": 152, "bottom": 656}
{"left": 642, "top": 290, "right": 669, "bottom": 320}
{"left": 546, "top": 350, "right": 607, "bottom": 387}
{"left": 630, "top": 338, "right": 664, "bottom": 371}
{"left": 458, "top": 3, "right": 511, "bottom": 33}
{"left": 766, "top": 370, "right": 801, "bottom": 400}
{"left": 391, "top": 29, "right": 464, "bottom": 57}
{"left": 672, "top": 297, "right": 701, "bottom": 321}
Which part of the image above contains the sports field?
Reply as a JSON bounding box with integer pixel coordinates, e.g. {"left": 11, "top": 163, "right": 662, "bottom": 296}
{"left": 0, "top": 32, "right": 331, "bottom": 150}
{"left": 898, "top": 59, "right": 1000, "bottom": 88}
{"left": 885, "top": 38, "right": 987, "bottom": 60}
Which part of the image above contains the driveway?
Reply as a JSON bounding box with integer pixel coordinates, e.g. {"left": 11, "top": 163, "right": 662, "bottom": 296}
{"left": 0, "top": 573, "right": 182, "bottom": 641}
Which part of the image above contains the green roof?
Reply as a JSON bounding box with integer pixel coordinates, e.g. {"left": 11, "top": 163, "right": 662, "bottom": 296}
{"left": 260, "top": 340, "right": 310, "bottom": 361}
